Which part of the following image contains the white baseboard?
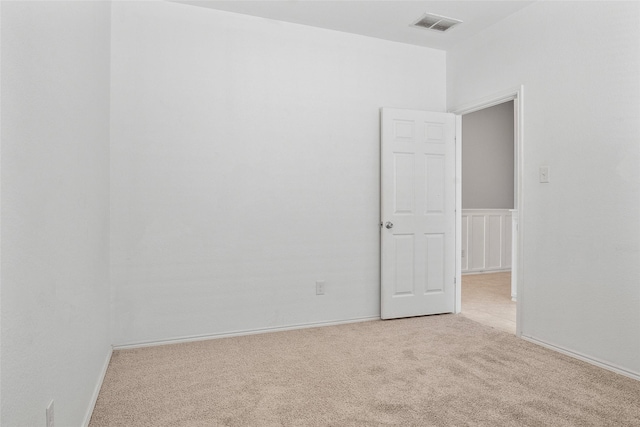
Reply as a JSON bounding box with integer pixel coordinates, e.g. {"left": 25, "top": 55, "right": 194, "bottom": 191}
{"left": 462, "top": 269, "right": 511, "bottom": 275}
{"left": 82, "top": 348, "right": 113, "bottom": 427}
{"left": 521, "top": 335, "right": 640, "bottom": 381}
{"left": 113, "top": 316, "right": 380, "bottom": 350}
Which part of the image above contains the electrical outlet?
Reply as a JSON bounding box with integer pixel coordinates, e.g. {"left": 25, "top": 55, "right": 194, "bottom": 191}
{"left": 316, "top": 280, "right": 325, "bottom": 295}
{"left": 46, "top": 400, "right": 54, "bottom": 427}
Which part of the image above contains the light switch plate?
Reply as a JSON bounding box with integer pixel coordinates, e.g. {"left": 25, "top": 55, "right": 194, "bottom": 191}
{"left": 539, "top": 166, "right": 549, "bottom": 183}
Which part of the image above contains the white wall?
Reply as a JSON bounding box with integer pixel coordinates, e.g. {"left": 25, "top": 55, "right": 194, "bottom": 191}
{"left": 462, "top": 101, "right": 514, "bottom": 209}
{"left": 110, "top": 1, "right": 446, "bottom": 346}
{"left": 449, "top": 1, "right": 640, "bottom": 376}
{"left": 1, "top": 2, "right": 112, "bottom": 425}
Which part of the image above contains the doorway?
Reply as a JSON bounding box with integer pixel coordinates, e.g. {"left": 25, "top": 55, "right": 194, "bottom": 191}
{"left": 452, "top": 87, "right": 524, "bottom": 336}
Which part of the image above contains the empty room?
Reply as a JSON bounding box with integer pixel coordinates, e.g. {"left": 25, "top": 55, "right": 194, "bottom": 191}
{"left": 1, "top": 1, "right": 639, "bottom": 426}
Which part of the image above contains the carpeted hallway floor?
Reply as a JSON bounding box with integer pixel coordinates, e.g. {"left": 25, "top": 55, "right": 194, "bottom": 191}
{"left": 90, "top": 314, "right": 640, "bottom": 426}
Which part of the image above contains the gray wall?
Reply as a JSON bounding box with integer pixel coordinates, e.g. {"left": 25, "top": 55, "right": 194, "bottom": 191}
{"left": 462, "top": 101, "right": 514, "bottom": 209}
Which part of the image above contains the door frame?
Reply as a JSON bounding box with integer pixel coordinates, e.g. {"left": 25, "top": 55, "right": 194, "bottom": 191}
{"left": 450, "top": 86, "right": 524, "bottom": 337}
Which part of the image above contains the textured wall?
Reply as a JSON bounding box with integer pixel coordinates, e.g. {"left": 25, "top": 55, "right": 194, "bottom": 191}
{"left": 109, "top": 1, "right": 447, "bottom": 346}
{"left": 1, "top": 2, "right": 112, "bottom": 425}
{"left": 449, "top": 1, "right": 640, "bottom": 376}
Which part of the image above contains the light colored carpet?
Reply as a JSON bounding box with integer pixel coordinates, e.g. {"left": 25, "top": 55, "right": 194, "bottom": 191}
{"left": 462, "top": 272, "right": 516, "bottom": 334}
{"left": 90, "top": 315, "right": 640, "bottom": 426}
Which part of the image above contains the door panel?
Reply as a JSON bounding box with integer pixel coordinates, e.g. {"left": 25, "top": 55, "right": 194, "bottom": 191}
{"left": 393, "top": 234, "right": 415, "bottom": 296}
{"left": 424, "top": 233, "right": 445, "bottom": 293}
{"left": 381, "top": 108, "right": 456, "bottom": 319}
{"left": 394, "top": 153, "right": 415, "bottom": 214}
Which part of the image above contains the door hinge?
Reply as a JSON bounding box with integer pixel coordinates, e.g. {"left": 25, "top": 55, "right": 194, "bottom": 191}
{"left": 454, "top": 277, "right": 457, "bottom": 285}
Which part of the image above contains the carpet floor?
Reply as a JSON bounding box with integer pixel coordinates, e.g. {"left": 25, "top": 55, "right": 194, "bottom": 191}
{"left": 90, "top": 315, "right": 640, "bottom": 426}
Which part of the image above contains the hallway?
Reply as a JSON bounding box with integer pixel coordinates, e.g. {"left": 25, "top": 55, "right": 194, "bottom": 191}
{"left": 461, "top": 272, "right": 516, "bottom": 334}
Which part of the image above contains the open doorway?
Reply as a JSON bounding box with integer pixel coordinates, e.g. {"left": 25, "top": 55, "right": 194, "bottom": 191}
{"left": 453, "top": 88, "right": 523, "bottom": 336}
{"left": 460, "top": 101, "right": 516, "bottom": 333}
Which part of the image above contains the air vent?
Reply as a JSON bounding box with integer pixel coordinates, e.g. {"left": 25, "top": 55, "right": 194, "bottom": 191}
{"left": 411, "top": 13, "right": 462, "bottom": 32}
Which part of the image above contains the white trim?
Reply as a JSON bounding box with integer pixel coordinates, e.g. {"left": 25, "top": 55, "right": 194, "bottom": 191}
{"left": 462, "top": 269, "right": 511, "bottom": 276}
{"left": 450, "top": 85, "right": 524, "bottom": 337}
{"left": 454, "top": 115, "right": 462, "bottom": 314}
{"left": 521, "top": 335, "right": 640, "bottom": 382}
{"left": 450, "top": 86, "right": 521, "bottom": 116}
{"left": 509, "top": 209, "right": 519, "bottom": 301}
{"left": 0, "top": 2, "right": 3, "bottom": 421}
{"left": 514, "top": 87, "right": 524, "bottom": 338}
{"left": 82, "top": 349, "right": 113, "bottom": 427}
{"left": 113, "top": 316, "right": 380, "bottom": 350}
{"left": 460, "top": 208, "right": 513, "bottom": 212}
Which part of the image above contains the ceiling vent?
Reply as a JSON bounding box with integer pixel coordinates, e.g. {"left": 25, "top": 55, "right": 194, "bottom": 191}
{"left": 411, "top": 13, "right": 462, "bottom": 32}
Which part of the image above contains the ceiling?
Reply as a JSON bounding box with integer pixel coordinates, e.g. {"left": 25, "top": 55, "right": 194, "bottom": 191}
{"left": 171, "top": 1, "right": 536, "bottom": 51}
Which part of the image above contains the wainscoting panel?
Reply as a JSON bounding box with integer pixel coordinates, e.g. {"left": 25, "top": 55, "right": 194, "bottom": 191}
{"left": 461, "top": 209, "right": 512, "bottom": 273}
{"left": 470, "top": 215, "right": 486, "bottom": 270}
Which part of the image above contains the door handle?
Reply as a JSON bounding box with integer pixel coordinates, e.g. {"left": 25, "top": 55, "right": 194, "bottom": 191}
{"left": 385, "top": 221, "right": 394, "bottom": 229}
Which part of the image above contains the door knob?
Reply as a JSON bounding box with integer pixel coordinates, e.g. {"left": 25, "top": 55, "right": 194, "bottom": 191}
{"left": 385, "top": 221, "right": 394, "bottom": 229}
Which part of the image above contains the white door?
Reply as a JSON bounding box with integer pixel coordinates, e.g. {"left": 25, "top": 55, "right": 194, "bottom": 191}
{"left": 381, "top": 108, "right": 456, "bottom": 319}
